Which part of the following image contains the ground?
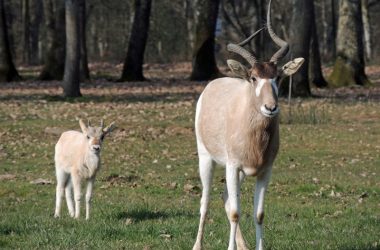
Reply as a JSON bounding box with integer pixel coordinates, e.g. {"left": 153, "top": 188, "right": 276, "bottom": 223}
{"left": 0, "top": 63, "right": 379, "bottom": 249}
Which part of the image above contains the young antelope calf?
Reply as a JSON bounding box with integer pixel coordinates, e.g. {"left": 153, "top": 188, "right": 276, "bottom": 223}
{"left": 54, "top": 119, "right": 115, "bottom": 219}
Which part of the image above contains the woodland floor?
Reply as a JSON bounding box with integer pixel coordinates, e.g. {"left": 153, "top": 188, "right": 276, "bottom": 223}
{"left": 0, "top": 63, "right": 379, "bottom": 249}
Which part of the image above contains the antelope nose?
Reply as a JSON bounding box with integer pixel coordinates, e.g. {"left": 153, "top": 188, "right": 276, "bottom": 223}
{"left": 265, "top": 104, "right": 277, "bottom": 112}
{"left": 92, "top": 145, "right": 100, "bottom": 151}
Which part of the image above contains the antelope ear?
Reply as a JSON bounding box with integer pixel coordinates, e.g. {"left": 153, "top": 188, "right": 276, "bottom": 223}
{"left": 79, "top": 119, "right": 88, "bottom": 134}
{"left": 103, "top": 122, "right": 116, "bottom": 135}
{"left": 282, "top": 57, "right": 305, "bottom": 76}
{"left": 227, "top": 59, "right": 250, "bottom": 80}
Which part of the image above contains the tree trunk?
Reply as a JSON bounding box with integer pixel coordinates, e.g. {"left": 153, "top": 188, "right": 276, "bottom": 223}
{"left": 283, "top": 0, "right": 312, "bottom": 97}
{"left": 252, "top": 0, "right": 264, "bottom": 58}
{"left": 257, "top": 0, "right": 267, "bottom": 59}
{"left": 22, "top": 0, "right": 31, "bottom": 64}
{"left": 189, "top": 0, "right": 221, "bottom": 81}
{"left": 310, "top": 0, "right": 328, "bottom": 88}
{"left": 30, "top": 0, "right": 43, "bottom": 65}
{"left": 120, "top": 0, "right": 152, "bottom": 81}
{"left": 62, "top": 0, "right": 81, "bottom": 97}
{"left": 0, "top": 0, "right": 20, "bottom": 82}
{"left": 329, "top": 0, "right": 370, "bottom": 86}
{"left": 321, "top": 0, "right": 337, "bottom": 61}
{"left": 184, "top": 0, "right": 195, "bottom": 56}
{"left": 330, "top": 0, "right": 337, "bottom": 59}
{"left": 361, "top": 0, "right": 371, "bottom": 61}
{"left": 221, "top": 0, "right": 260, "bottom": 57}
{"left": 79, "top": 0, "right": 90, "bottom": 80}
{"left": 42, "top": 0, "right": 54, "bottom": 57}
{"left": 39, "top": 0, "right": 65, "bottom": 80}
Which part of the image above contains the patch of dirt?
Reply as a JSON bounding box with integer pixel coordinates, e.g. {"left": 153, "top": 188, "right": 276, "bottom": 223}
{"left": 44, "top": 127, "right": 66, "bottom": 136}
{"left": 0, "top": 174, "right": 16, "bottom": 181}
{"left": 103, "top": 174, "right": 139, "bottom": 184}
{"left": 165, "top": 126, "right": 194, "bottom": 136}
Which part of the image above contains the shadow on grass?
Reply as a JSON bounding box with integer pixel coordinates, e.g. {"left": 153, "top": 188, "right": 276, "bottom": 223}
{"left": 0, "top": 92, "right": 199, "bottom": 104}
{"left": 0, "top": 240, "right": 9, "bottom": 248}
{"left": 339, "top": 246, "right": 379, "bottom": 250}
{"left": 0, "top": 224, "right": 25, "bottom": 236}
{"left": 116, "top": 208, "right": 193, "bottom": 223}
{"left": 0, "top": 79, "right": 205, "bottom": 103}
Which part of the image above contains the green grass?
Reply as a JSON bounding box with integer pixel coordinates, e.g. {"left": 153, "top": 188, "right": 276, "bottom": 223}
{"left": 0, "top": 87, "right": 379, "bottom": 250}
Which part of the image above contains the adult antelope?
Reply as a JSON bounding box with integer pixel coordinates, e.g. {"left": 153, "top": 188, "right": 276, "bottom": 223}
{"left": 192, "top": 0, "right": 304, "bottom": 249}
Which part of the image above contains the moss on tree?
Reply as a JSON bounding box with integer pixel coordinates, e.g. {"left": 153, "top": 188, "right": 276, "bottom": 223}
{"left": 328, "top": 0, "right": 370, "bottom": 87}
{"left": 329, "top": 57, "right": 370, "bottom": 87}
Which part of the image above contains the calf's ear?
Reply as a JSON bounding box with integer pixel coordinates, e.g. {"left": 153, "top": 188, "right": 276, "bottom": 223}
{"left": 79, "top": 119, "right": 88, "bottom": 134}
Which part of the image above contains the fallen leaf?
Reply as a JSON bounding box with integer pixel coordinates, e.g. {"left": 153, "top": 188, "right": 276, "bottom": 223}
{"left": 184, "top": 183, "right": 200, "bottom": 193}
{"left": 169, "top": 182, "right": 177, "bottom": 189}
{"left": 312, "top": 177, "right": 320, "bottom": 184}
{"left": 159, "top": 233, "right": 172, "bottom": 239}
{"left": 125, "top": 218, "right": 134, "bottom": 225}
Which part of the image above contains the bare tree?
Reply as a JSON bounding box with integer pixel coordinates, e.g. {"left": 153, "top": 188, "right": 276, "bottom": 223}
{"left": 30, "top": 0, "right": 43, "bottom": 65}
{"left": 321, "top": 0, "right": 337, "bottom": 61}
{"left": 329, "top": 0, "right": 370, "bottom": 86}
{"left": 221, "top": 0, "right": 263, "bottom": 57}
{"left": 184, "top": 0, "right": 195, "bottom": 55}
{"left": 120, "top": 0, "right": 152, "bottom": 81}
{"left": 62, "top": 0, "right": 81, "bottom": 97}
{"left": 0, "top": 0, "right": 20, "bottom": 82}
{"left": 39, "top": 0, "right": 65, "bottom": 80}
{"left": 79, "top": 0, "right": 90, "bottom": 80}
{"left": 285, "top": 0, "right": 313, "bottom": 97}
{"left": 361, "top": 0, "right": 371, "bottom": 61}
{"left": 190, "top": 0, "right": 220, "bottom": 81}
{"left": 310, "top": 0, "right": 328, "bottom": 88}
{"left": 22, "top": 0, "right": 30, "bottom": 64}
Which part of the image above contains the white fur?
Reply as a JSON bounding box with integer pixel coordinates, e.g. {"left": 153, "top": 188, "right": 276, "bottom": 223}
{"left": 193, "top": 76, "right": 279, "bottom": 250}
{"left": 54, "top": 121, "right": 114, "bottom": 220}
{"left": 254, "top": 169, "right": 272, "bottom": 250}
{"left": 54, "top": 131, "right": 101, "bottom": 220}
{"left": 260, "top": 105, "right": 279, "bottom": 117}
{"left": 255, "top": 79, "right": 266, "bottom": 97}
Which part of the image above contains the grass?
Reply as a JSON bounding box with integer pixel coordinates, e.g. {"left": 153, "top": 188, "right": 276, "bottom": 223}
{"left": 0, "top": 83, "right": 379, "bottom": 250}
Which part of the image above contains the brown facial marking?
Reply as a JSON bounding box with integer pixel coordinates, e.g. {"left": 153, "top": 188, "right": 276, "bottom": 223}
{"left": 251, "top": 63, "right": 277, "bottom": 79}
{"left": 92, "top": 138, "right": 100, "bottom": 145}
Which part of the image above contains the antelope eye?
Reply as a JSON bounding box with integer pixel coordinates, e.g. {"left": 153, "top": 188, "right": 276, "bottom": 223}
{"left": 251, "top": 77, "right": 257, "bottom": 82}
{"left": 100, "top": 135, "right": 105, "bottom": 140}
{"left": 86, "top": 135, "right": 90, "bottom": 139}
